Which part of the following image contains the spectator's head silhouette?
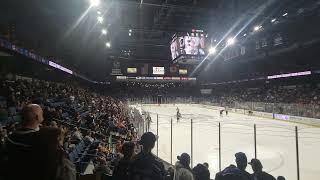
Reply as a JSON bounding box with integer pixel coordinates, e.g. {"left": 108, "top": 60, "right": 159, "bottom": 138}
{"left": 235, "top": 152, "right": 248, "bottom": 171}
{"left": 177, "top": 153, "right": 191, "bottom": 167}
{"left": 121, "top": 141, "right": 135, "bottom": 159}
{"left": 139, "top": 132, "right": 156, "bottom": 153}
{"left": 203, "top": 162, "right": 209, "bottom": 168}
{"left": 277, "top": 176, "right": 285, "bottom": 180}
{"left": 21, "top": 104, "right": 44, "bottom": 130}
{"left": 248, "top": 158, "right": 263, "bottom": 173}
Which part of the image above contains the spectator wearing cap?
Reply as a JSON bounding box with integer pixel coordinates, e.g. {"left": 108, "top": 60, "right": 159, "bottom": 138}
{"left": 128, "top": 132, "right": 166, "bottom": 180}
{"left": 249, "top": 159, "right": 275, "bottom": 180}
{"left": 174, "top": 153, "right": 194, "bottom": 180}
{"left": 235, "top": 152, "right": 253, "bottom": 180}
{"left": 112, "top": 142, "right": 135, "bottom": 180}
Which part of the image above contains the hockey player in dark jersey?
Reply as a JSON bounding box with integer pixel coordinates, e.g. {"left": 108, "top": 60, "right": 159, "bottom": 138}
{"left": 176, "top": 107, "right": 182, "bottom": 122}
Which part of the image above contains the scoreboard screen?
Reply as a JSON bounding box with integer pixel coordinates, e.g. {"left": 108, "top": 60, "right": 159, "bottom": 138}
{"left": 170, "top": 30, "right": 208, "bottom": 61}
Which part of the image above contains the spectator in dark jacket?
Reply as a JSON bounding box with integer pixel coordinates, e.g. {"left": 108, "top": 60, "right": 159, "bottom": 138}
{"left": 235, "top": 152, "right": 253, "bottom": 180}
{"left": 193, "top": 163, "right": 210, "bottom": 180}
{"left": 249, "top": 159, "right": 276, "bottom": 180}
{"left": 129, "top": 132, "right": 166, "bottom": 180}
{"left": 112, "top": 142, "right": 135, "bottom": 180}
{"left": 165, "top": 167, "right": 175, "bottom": 180}
{"left": 5, "top": 104, "right": 44, "bottom": 180}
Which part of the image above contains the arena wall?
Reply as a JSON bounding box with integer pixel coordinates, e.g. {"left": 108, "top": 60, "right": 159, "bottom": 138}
{"left": 232, "top": 108, "right": 320, "bottom": 127}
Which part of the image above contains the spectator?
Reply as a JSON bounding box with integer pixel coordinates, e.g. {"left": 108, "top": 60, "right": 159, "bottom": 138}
{"left": 84, "top": 131, "right": 94, "bottom": 144}
{"left": 277, "top": 176, "right": 285, "bottom": 180}
{"left": 5, "top": 104, "right": 43, "bottom": 180}
{"left": 129, "top": 132, "right": 165, "bottom": 180}
{"left": 166, "top": 167, "right": 175, "bottom": 180}
{"left": 248, "top": 159, "right": 276, "bottom": 180}
{"left": 235, "top": 152, "right": 253, "bottom": 180}
{"left": 37, "top": 127, "right": 76, "bottom": 180}
{"left": 203, "top": 162, "right": 209, "bottom": 169}
{"left": 112, "top": 142, "right": 135, "bottom": 180}
{"left": 174, "top": 153, "right": 194, "bottom": 180}
{"left": 50, "top": 120, "right": 58, "bottom": 128}
{"left": 215, "top": 152, "right": 253, "bottom": 180}
{"left": 192, "top": 163, "right": 210, "bottom": 180}
{"left": 215, "top": 164, "right": 244, "bottom": 180}
{"left": 72, "top": 127, "right": 82, "bottom": 142}
{"left": 94, "top": 157, "right": 112, "bottom": 179}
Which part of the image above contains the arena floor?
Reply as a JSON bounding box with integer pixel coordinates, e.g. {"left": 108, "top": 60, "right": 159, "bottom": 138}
{"left": 133, "top": 104, "right": 320, "bottom": 180}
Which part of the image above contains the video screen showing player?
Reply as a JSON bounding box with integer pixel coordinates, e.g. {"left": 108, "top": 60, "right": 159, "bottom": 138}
{"left": 181, "top": 36, "right": 206, "bottom": 56}
{"left": 170, "top": 38, "right": 179, "bottom": 60}
{"left": 170, "top": 32, "right": 207, "bottom": 60}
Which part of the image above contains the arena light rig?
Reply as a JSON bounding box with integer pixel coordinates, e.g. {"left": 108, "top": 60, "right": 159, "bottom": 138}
{"left": 226, "top": 38, "right": 235, "bottom": 46}
{"left": 209, "top": 47, "right": 217, "bottom": 55}
{"left": 97, "top": 16, "right": 104, "bottom": 24}
{"left": 102, "top": 29, "right": 107, "bottom": 35}
{"left": 90, "top": 0, "right": 100, "bottom": 7}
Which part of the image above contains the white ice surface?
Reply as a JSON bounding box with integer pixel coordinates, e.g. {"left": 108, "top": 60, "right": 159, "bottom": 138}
{"left": 134, "top": 104, "right": 320, "bottom": 180}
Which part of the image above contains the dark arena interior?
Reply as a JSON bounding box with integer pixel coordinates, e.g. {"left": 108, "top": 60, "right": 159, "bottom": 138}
{"left": 1, "top": 0, "right": 320, "bottom": 180}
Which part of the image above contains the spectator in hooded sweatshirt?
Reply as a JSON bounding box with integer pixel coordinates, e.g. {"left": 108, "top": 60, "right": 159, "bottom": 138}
{"left": 248, "top": 159, "right": 275, "bottom": 180}
{"left": 129, "top": 132, "right": 166, "bottom": 180}
{"left": 112, "top": 142, "right": 135, "bottom": 180}
{"left": 174, "top": 153, "right": 194, "bottom": 180}
{"left": 5, "top": 104, "right": 44, "bottom": 180}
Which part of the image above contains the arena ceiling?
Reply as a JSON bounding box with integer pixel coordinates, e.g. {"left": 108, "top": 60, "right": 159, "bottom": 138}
{"left": 0, "top": 0, "right": 319, "bottom": 80}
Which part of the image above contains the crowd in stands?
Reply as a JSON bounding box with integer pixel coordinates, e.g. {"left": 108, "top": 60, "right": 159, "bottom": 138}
{"left": 0, "top": 78, "right": 142, "bottom": 180}
{"left": 211, "top": 84, "right": 320, "bottom": 105}
{"left": 118, "top": 82, "right": 320, "bottom": 105}
{"left": 0, "top": 77, "right": 289, "bottom": 180}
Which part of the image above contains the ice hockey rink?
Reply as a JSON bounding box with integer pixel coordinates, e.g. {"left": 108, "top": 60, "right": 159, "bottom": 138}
{"left": 133, "top": 103, "right": 320, "bottom": 180}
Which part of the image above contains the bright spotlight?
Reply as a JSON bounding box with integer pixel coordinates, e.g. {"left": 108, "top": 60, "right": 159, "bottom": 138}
{"left": 129, "top": 29, "right": 132, "bottom": 33}
{"left": 97, "top": 16, "right": 103, "bottom": 23}
{"left": 271, "top": 18, "right": 276, "bottom": 23}
{"left": 209, "top": 47, "right": 216, "bottom": 54}
{"left": 97, "top": 11, "right": 101, "bottom": 15}
{"left": 128, "top": 33, "right": 132, "bottom": 36}
{"left": 101, "top": 29, "right": 107, "bottom": 35}
{"left": 227, "top": 38, "right": 235, "bottom": 46}
{"left": 243, "top": 33, "right": 247, "bottom": 37}
{"left": 105, "top": 42, "right": 111, "bottom": 48}
{"left": 282, "top": 12, "right": 288, "bottom": 17}
{"left": 90, "top": 0, "right": 100, "bottom": 7}
{"left": 254, "top": 26, "right": 260, "bottom": 31}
